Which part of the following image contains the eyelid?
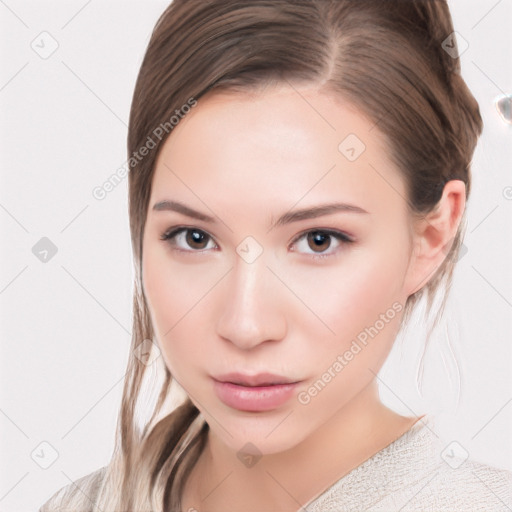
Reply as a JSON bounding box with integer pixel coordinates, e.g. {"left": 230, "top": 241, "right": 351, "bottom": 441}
{"left": 289, "top": 228, "right": 354, "bottom": 246}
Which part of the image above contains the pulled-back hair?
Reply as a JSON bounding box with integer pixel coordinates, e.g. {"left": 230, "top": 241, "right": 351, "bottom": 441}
{"left": 40, "top": 1, "right": 482, "bottom": 511}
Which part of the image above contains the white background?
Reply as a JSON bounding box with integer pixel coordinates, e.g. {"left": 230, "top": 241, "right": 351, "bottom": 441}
{"left": 0, "top": 1, "right": 511, "bottom": 510}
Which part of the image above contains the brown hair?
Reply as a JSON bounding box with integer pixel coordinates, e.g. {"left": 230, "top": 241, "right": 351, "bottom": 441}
{"left": 46, "top": 1, "right": 483, "bottom": 511}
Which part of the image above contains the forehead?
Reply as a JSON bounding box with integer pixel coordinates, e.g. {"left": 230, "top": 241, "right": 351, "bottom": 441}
{"left": 150, "top": 84, "right": 406, "bottom": 216}
{"left": 159, "top": 84, "right": 381, "bottom": 162}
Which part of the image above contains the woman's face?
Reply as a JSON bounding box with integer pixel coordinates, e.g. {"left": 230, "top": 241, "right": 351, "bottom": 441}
{"left": 142, "top": 83, "right": 421, "bottom": 454}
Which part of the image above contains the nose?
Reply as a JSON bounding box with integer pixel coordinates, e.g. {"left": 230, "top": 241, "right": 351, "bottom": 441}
{"left": 215, "top": 252, "right": 288, "bottom": 350}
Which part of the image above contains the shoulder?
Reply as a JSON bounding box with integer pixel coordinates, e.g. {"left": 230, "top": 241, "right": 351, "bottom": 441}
{"left": 307, "top": 415, "right": 512, "bottom": 512}
{"left": 380, "top": 417, "right": 512, "bottom": 511}
{"left": 369, "top": 442, "right": 512, "bottom": 511}
{"left": 419, "top": 457, "right": 512, "bottom": 511}
{"left": 39, "top": 466, "right": 107, "bottom": 512}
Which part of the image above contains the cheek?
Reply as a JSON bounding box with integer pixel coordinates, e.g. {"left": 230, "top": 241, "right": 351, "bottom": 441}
{"left": 142, "top": 247, "right": 192, "bottom": 369}
{"left": 143, "top": 247, "right": 174, "bottom": 330}
{"left": 142, "top": 244, "right": 226, "bottom": 376}
{"left": 283, "top": 248, "right": 408, "bottom": 342}
{"left": 276, "top": 244, "right": 410, "bottom": 392}
{"left": 289, "top": 254, "right": 408, "bottom": 407}
{"left": 143, "top": 241, "right": 213, "bottom": 327}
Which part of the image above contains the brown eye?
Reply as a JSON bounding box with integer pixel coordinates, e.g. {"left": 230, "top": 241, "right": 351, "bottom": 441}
{"left": 291, "top": 229, "right": 353, "bottom": 260}
{"left": 185, "top": 229, "right": 209, "bottom": 249}
{"left": 307, "top": 231, "right": 331, "bottom": 253}
{"left": 160, "top": 227, "right": 217, "bottom": 252}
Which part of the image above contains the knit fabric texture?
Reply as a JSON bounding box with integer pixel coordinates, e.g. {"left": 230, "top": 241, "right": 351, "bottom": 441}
{"left": 304, "top": 415, "right": 512, "bottom": 512}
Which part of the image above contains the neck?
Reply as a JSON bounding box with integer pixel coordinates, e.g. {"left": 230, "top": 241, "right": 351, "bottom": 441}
{"left": 183, "top": 380, "right": 419, "bottom": 512}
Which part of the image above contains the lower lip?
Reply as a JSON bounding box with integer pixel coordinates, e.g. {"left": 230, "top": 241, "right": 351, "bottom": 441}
{"left": 212, "top": 379, "right": 299, "bottom": 412}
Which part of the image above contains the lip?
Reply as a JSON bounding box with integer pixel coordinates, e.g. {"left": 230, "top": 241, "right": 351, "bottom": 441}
{"left": 212, "top": 372, "right": 301, "bottom": 412}
{"left": 213, "top": 372, "right": 298, "bottom": 387}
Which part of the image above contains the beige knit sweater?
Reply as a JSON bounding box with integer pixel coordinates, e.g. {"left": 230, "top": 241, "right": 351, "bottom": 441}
{"left": 40, "top": 415, "right": 512, "bottom": 511}
{"left": 304, "top": 414, "right": 512, "bottom": 511}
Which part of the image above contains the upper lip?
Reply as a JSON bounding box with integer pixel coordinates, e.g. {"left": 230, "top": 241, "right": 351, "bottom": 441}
{"left": 212, "top": 372, "right": 300, "bottom": 387}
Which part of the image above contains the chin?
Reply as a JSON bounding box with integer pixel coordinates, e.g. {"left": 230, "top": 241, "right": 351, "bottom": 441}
{"left": 208, "top": 412, "right": 307, "bottom": 456}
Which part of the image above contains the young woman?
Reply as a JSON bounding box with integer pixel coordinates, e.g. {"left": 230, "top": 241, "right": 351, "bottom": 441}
{"left": 40, "top": 1, "right": 511, "bottom": 511}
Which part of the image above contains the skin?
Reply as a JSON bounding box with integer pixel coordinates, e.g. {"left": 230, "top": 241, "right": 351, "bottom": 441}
{"left": 141, "top": 83, "right": 465, "bottom": 512}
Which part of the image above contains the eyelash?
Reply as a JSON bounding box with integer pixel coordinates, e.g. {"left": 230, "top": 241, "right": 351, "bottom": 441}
{"left": 160, "top": 226, "right": 354, "bottom": 261}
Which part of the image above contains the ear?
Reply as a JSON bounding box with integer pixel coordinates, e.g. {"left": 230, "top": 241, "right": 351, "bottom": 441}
{"left": 403, "top": 180, "right": 466, "bottom": 296}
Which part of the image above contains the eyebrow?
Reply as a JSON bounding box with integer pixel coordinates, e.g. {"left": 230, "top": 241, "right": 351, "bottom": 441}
{"left": 152, "top": 200, "right": 369, "bottom": 228}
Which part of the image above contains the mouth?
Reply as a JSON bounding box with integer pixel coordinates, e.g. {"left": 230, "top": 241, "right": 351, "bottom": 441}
{"left": 211, "top": 372, "right": 302, "bottom": 412}
{"left": 212, "top": 372, "right": 299, "bottom": 387}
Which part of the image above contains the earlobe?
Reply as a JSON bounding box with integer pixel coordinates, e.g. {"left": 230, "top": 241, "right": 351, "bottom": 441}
{"left": 404, "top": 180, "right": 466, "bottom": 295}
